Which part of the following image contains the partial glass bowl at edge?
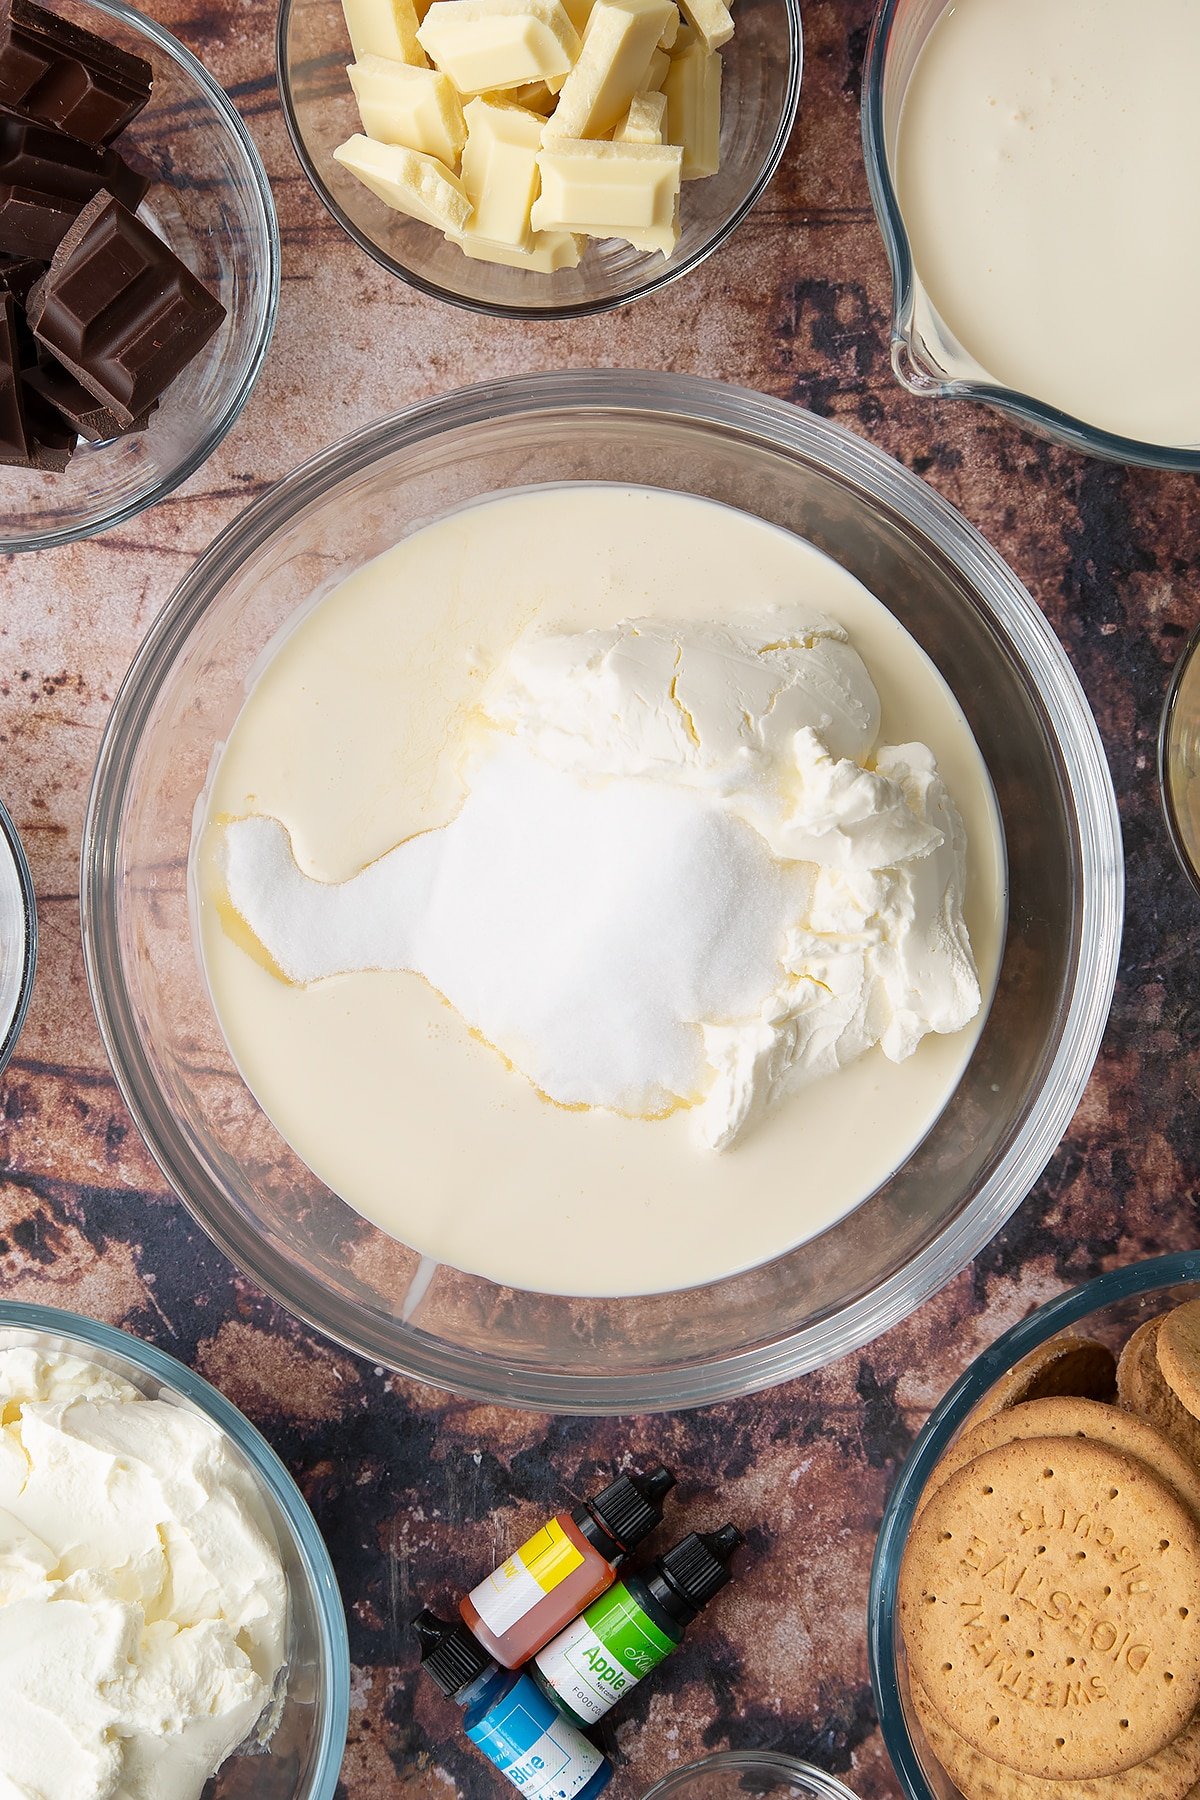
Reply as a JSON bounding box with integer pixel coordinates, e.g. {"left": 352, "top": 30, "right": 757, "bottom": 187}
{"left": 0, "top": 0, "right": 279, "bottom": 552}
{"left": 0, "top": 796, "right": 36, "bottom": 1077}
{"left": 0, "top": 1301, "right": 349, "bottom": 1800}
{"left": 275, "top": 0, "right": 801, "bottom": 317}
{"left": 861, "top": 0, "right": 1200, "bottom": 471}
{"left": 869, "top": 1253, "right": 1200, "bottom": 1800}
{"left": 82, "top": 370, "right": 1123, "bottom": 1414}
{"left": 642, "top": 1751, "right": 861, "bottom": 1797}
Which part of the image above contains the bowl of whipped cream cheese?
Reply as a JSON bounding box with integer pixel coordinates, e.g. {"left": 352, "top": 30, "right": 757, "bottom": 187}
{"left": 0, "top": 1303, "right": 349, "bottom": 1800}
{"left": 82, "top": 371, "right": 1122, "bottom": 1411}
{"left": 863, "top": 0, "right": 1200, "bottom": 467}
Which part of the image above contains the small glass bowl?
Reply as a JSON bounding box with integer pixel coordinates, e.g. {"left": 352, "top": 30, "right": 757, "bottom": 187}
{"left": 275, "top": 0, "right": 801, "bottom": 318}
{"left": 1159, "top": 625, "right": 1200, "bottom": 895}
{"left": 82, "top": 370, "right": 1123, "bottom": 1413}
{"left": 0, "top": 796, "right": 36, "bottom": 1077}
{"left": 642, "top": 1751, "right": 861, "bottom": 1798}
{"left": 0, "top": 1301, "right": 350, "bottom": 1800}
{"left": 868, "top": 1252, "right": 1200, "bottom": 1800}
{"left": 0, "top": 0, "right": 280, "bottom": 552}
{"left": 861, "top": 0, "right": 1200, "bottom": 471}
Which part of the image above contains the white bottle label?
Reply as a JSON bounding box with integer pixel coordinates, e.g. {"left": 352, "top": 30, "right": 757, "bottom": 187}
{"left": 468, "top": 1518, "right": 586, "bottom": 1637}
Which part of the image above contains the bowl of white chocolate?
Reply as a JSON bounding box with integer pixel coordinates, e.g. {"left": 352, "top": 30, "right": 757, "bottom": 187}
{"left": 275, "top": 0, "right": 801, "bottom": 312}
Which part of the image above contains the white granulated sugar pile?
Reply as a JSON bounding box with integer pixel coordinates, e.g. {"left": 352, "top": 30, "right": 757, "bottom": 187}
{"left": 219, "top": 607, "right": 980, "bottom": 1150}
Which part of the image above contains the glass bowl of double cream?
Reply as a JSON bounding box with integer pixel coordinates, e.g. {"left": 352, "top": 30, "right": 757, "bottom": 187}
{"left": 275, "top": 0, "right": 800, "bottom": 315}
{"left": 82, "top": 371, "right": 1122, "bottom": 1412}
{"left": 863, "top": 0, "right": 1200, "bottom": 468}
{"left": 0, "top": 1302, "right": 349, "bottom": 1800}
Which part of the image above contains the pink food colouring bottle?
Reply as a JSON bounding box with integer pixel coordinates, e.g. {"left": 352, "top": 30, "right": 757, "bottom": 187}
{"left": 459, "top": 1465, "right": 676, "bottom": 1668}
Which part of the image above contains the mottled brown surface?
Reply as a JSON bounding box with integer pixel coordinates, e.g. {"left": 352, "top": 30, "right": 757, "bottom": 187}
{"left": 1, "top": 2, "right": 1198, "bottom": 1796}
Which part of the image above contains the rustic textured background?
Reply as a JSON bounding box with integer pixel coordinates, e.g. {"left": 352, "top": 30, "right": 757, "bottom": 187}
{"left": 2, "top": 1, "right": 1198, "bottom": 1795}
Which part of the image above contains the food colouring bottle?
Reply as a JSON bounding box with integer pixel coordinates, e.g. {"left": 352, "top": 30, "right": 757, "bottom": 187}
{"left": 459, "top": 1465, "right": 676, "bottom": 1668}
{"left": 530, "top": 1524, "right": 744, "bottom": 1727}
{"left": 414, "top": 1608, "right": 612, "bottom": 1800}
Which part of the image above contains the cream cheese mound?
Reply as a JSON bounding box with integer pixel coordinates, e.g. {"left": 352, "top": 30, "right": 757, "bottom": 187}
{"left": 218, "top": 605, "right": 981, "bottom": 1150}
{"left": 0, "top": 1346, "right": 288, "bottom": 1800}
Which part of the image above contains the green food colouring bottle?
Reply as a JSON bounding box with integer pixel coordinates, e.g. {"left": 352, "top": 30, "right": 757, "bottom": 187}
{"left": 530, "top": 1524, "right": 743, "bottom": 1727}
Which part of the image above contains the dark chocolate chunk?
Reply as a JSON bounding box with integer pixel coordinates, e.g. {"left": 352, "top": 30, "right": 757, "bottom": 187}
{"left": 24, "top": 352, "right": 151, "bottom": 440}
{"left": 20, "top": 365, "right": 72, "bottom": 465}
{"left": 0, "top": 249, "right": 41, "bottom": 363}
{"left": 0, "top": 0, "right": 152, "bottom": 145}
{"left": 0, "top": 286, "right": 31, "bottom": 461}
{"left": 0, "top": 106, "right": 147, "bottom": 256}
{"left": 0, "top": 246, "right": 40, "bottom": 301}
{"left": 27, "top": 189, "right": 225, "bottom": 426}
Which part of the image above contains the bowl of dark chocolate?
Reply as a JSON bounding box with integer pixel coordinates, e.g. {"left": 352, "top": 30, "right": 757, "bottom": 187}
{"left": 0, "top": 0, "right": 278, "bottom": 551}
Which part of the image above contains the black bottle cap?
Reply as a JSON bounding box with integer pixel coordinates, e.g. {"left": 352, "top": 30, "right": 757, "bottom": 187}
{"left": 413, "top": 1608, "right": 493, "bottom": 1699}
{"left": 656, "top": 1524, "right": 744, "bottom": 1625}
{"left": 587, "top": 1464, "right": 676, "bottom": 1555}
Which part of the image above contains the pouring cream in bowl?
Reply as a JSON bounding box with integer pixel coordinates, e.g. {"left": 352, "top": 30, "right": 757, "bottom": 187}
{"left": 873, "top": 0, "right": 1200, "bottom": 456}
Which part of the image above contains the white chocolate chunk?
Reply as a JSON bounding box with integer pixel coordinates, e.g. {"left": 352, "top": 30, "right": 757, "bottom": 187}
{"left": 664, "top": 35, "right": 720, "bottom": 177}
{"left": 417, "top": 0, "right": 580, "bottom": 92}
{"left": 676, "top": 0, "right": 731, "bottom": 49}
{"left": 448, "top": 225, "right": 584, "bottom": 268}
{"left": 460, "top": 97, "right": 543, "bottom": 246}
{"left": 333, "top": 134, "right": 472, "bottom": 230}
{"left": 613, "top": 89, "right": 666, "bottom": 141}
{"left": 658, "top": 4, "right": 680, "bottom": 46}
{"left": 642, "top": 45, "right": 669, "bottom": 89}
{"left": 341, "top": 0, "right": 428, "bottom": 64}
{"left": 604, "top": 204, "right": 678, "bottom": 254}
{"left": 348, "top": 56, "right": 467, "bottom": 163}
{"left": 544, "top": 0, "right": 675, "bottom": 139}
{"left": 499, "top": 78, "right": 558, "bottom": 110}
{"left": 533, "top": 137, "right": 682, "bottom": 249}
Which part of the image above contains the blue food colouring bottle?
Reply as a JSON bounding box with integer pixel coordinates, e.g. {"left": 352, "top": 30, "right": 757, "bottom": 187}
{"left": 414, "top": 1608, "right": 613, "bottom": 1799}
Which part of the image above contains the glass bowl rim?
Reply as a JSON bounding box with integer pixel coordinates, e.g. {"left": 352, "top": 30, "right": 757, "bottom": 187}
{"left": 81, "top": 368, "right": 1124, "bottom": 1413}
{"left": 273, "top": 0, "right": 803, "bottom": 320}
{"left": 867, "top": 1249, "right": 1200, "bottom": 1800}
{"left": 0, "top": 794, "right": 37, "bottom": 1077}
{"left": 0, "top": 1298, "right": 351, "bottom": 1800}
{"left": 640, "top": 1749, "right": 862, "bottom": 1797}
{"left": 860, "top": 0, "right": 1200, "bottom": 473}
{"left": 1, "top": 0, "right": 282, "bottom": 555}
{"left": 1158, "top": 622, "right": 1200, "bottom": 900}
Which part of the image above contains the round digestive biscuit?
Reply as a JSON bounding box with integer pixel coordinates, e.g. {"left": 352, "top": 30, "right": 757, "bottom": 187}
{"left": 966, "top": 1337, "right": 1118, "bottom": 1429}
{"left": 918, "top": 1399, "right": 1200, "bottom": 1526}
{"left": 898, "top": 1436, "right": 1200, "bottom": 1779}
{"left": 1156, "top": 1300, "right": 1200, "bottom": 1424}
{"left": 910, "top": 1678, "right": 1200, "bottom": 1800}
{"left": 1118, "top": 1319, "right": 1200, "bottom": 1469}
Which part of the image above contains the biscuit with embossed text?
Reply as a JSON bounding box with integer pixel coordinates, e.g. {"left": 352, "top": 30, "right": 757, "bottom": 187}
{"left": 1118, "top": 1318, "right": 1200, "bottom": 1468}
{"left": 899, "top": 1436, "right": 1200, "bottom": 1779}
{"left": 966, "top": 1337, "right": 1118, "bottom": 1428}
{"left": 1157, "top": 1301, "right": 1200, "bottom": 1426}
{"left": 917, "top": 1398, "right": 1200, "bottom": 1526}
{"left": 909, "top": 1677, "right": 1200, "bottom": 1800}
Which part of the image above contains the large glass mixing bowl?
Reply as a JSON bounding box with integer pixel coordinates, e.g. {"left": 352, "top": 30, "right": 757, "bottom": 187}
{"left": 82, "top": 372, "right": 1123, "bottom": 1412}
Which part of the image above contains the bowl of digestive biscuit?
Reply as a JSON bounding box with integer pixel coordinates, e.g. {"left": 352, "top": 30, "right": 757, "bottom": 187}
{"left": 869, "top": 1251, "right": 1200, "bottom": 1800}
{"left": 276, "top": 0, "right": 801, "bottom": 315}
